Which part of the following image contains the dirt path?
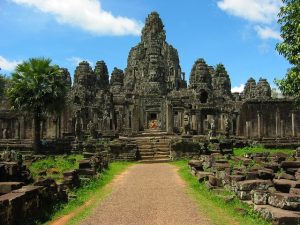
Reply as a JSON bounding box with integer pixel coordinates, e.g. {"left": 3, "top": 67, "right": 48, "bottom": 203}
{"left": 79, "top": 163, "right": 211, "bottom": 225}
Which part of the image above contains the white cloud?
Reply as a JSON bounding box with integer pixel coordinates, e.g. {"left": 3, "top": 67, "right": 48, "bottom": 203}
{"left": 231, "top": 84, "right": 245, "bottom": 93}
{"left": 254, "top": 26, "right": 282, "bottom": 41}
{"left": 67, "top": 57, "right": 93, "bottom": 67}
{"left": 0, "top": 56, "right": 21, "bottom": 71}
{"left": 217, "top": 0, "right": 282, "bottom": 24}
{"left": 11, "top": 0, "right": 143, "bottom": 36}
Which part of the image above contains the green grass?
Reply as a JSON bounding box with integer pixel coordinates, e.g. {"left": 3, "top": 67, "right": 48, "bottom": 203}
{"left": 48, "top": 161, "right": 134, "bottom": 225}
{"left": 171, "top": 160, "right": 271, "bottom": 225}
{"left": 29, "top": 154, "right": 84, "bottom": 182}
{"left": 233, "top": 146, "right": 295, "bottom": 157}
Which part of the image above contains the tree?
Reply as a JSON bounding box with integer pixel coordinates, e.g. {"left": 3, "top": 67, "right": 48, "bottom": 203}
{"left": 275, "top": 0, "right": 300, "bottom": 105}
{"left": 7, "top": 58, "right": 67, "bottom": 153}
{"left": 0, "top": 74, "right": 6, "bottom": 97}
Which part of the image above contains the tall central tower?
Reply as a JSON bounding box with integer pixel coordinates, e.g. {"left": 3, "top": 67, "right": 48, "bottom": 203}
{"left": 124, "top": 12, "right": 186, "bottom": 96}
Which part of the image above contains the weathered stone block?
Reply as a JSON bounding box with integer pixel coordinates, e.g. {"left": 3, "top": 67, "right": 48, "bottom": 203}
{"left": 188, "top": 160, "right": 203, "bottom": 170}
{"left": 236, "top": 190, "right": 251, "bottom": 200}
{"left": 258, "top": 169, "right": 274, "bottom": 180}
{"left": 290, "top": 188, "right": 300, "bottom": 195}
{"left": 236, "top": 179, "right": 273, "bottom": 191}
{"left": 251, "top": 190, "right": 269, "bottom": 205}
{"left": 195, "top": 171, "right": 213, "bottom": 182}
{"left": 281, "top": 161, "right": 300, "bottom": 169}
{"left": 254, "top": 204, "right": 300, "bottom": 225}
{"left": 79, "top": 160, "right": 92, "bottom": 169}
{"left": 268, "top": 192, "right": 300, "bottom": 211}
{"left": 0, "top": 182, "right": 24, "bottom": 194}
{"left": 274, "top": 179, "right": 300, "bottom": 193}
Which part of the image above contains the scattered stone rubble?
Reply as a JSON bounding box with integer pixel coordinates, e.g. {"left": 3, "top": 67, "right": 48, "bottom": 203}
{"left": 0, "top": 150, "right": 109, "bottom": 225}
{"left": 189, "top": 147, "right": 300, "bottom": 225}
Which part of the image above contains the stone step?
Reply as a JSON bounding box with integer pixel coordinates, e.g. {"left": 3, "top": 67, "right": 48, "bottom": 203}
{"left": 139, "top": 152, "right": 155, "bottom": 156}
{"left": 154, "top": 155, "right": 170, "bottom": 159}
{"left": 139, "top": 158, "right": 170, "bottom": 164}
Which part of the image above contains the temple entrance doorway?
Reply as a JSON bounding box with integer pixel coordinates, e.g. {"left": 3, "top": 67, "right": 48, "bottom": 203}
{"left": 148, "top": 112, "right": 159, "bottom": 129}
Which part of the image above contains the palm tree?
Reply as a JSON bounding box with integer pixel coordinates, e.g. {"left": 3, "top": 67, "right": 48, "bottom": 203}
{"left": 7, "top": 58, "right": 67, "bottom": 153}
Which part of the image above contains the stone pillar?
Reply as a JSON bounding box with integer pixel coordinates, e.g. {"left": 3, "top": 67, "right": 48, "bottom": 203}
{"left": 246, "top": 121, "right": 250, "bottom": 138}
{"left": 132, "top": 104, "right": 139, "bottom": 133}
{"left": 220, "top": 114, "right": 224, "bottom": 131}
{"left": 19, "top": 117, "right": 25, "bottom": 139}
{"left": 197, "top": 112, "right": 202, "bottom": 134}
{"left": 292, "top": 111, "right": 295, "bottom": 137}
{"left": 166, "top": 102, "right": 173, "bottom": 134}
{"left": 257, "top": 111, "right": 261, "bottom": 139}
{"left": 280, "top": 120, "right": 284, "bottom": 137}
{"left": 236, "top": 114, "right": 240, "bottom": 136}
{"left": 275, "top": 111, "right": 279, "bottom": 137}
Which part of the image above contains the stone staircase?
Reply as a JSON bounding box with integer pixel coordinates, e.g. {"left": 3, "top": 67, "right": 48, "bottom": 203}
{"left": 133, "top": 135, "right": 171, "bottom": 163}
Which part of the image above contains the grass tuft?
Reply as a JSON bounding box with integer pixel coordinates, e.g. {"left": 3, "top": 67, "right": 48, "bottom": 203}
{"left": 29, "top": 155, "right": 84, "bottom": 182}
{"left": 233, "top": 146, "right": 295, "bottom": 157}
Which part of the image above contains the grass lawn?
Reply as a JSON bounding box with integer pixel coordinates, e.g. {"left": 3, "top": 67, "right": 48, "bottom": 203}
{"left": 171, "top": 160, "right": 271, "bottom": 225}
{"left": 47, "top": 161, "right": 134, "bottom": 225}
{"left": 233, "top": 146, "right": 295, "bottom": 157}
{"left": 29, "top": 154, "right": 84, "bottom": 182}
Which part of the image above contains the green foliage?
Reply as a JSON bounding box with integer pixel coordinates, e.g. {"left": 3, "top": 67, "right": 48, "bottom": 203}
{"left": 29, "top": 155, "right": 83, "bottom": 181}
{"left": 275, "top": 0, "right": 300, "bottom": 106}
{"left": 276, "top": 0, "right": 300, "bottom": 65}
{"left": 171, "top": 160, "right": 271, "bottom": 225}
{"left": 7, "top": 57, "right": 68, "bottom": 113}
{"left": 233, "top": 146, "right": 295, "bottom": 156}
{"left": 0, "top": 74, "right": 10, "bottom": 97}
{"left": 275, "top": 66, "right": 300, "bottom": 105}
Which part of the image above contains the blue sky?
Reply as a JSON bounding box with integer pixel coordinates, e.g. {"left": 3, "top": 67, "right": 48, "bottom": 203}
{"left": 0, "top": 0, "right": 289, "bottom": 92}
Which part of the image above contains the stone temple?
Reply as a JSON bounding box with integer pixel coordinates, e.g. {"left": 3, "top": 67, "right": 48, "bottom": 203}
{"left": 0, "top": 12, "right": 300, "bottom": 148}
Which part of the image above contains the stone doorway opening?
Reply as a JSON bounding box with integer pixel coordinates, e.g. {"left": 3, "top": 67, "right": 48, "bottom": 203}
{"left": 148, "top": 112, "right": 159, "bottom": 129}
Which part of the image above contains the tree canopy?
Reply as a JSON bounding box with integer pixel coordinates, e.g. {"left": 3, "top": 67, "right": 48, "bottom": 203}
{"left": 7, "top": 57, "right": 68, "bottom": 152}
{"left": 275, "top": 0, "right": 300, "bottom": 105}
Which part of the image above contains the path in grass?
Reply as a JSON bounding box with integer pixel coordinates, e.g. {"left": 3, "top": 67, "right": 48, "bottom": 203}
{"left": 79, "top": 163, "right": 211, "bottom": 225}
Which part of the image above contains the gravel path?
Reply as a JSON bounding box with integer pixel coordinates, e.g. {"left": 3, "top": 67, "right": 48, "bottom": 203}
{"left": 80, "top": 163, "right": 211, "bottom": 225}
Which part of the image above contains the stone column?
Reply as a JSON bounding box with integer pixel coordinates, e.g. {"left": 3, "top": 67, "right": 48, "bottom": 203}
{"left": 166, "top": 102, "right": 173, "bottom": 134}
{"left": 292, "top": 111, "right": 295, "bottom": 137}
{"left": 236, "top": 114, "right": 240, "bottom": 136}
{"left": 257, "top": 111, "right": 261, "bottom": 139}
{"left": 132, "top": 103, "right": 139, "bottom": 133}
{"left": 19, "top": 117, "right": 25, "bottom": 139}
{"left": 280, "top": 120, "right": 284, "bottom": 137}
{"left": 246, "top": 121, "right": 250, "bottom": 138}
{"left": 275, "top": 111, "right": 279, "bottom": 137}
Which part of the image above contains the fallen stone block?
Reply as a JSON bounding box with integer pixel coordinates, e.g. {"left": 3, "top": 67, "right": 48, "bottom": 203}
{"left": 274, "top": 179, "right": 300, "bottom": 193}
{"left": 276, "top": 172, "right": 295, "bottom": 180}
{"left": 245, "top": 171, "right": 259, "bottom": 180}
{"left": 258, "top": 169, "right": 274, "bottom": 180}
{"left": 236, "top": 179, "right": 273, "bottom": 191}
{"left": 236, "top": 190, "right": 251, "bottom": 200}
{"left": 268, "top": 192, "right": 300, "bottom": 211}
{"left": 195, "top": 171, "right": 213, "bottom": 182}
{"left": 79, "top": 160, "right": 92, "bottom": 169}
{"left": 0, "top": 182, "right": 24, "bottom": 195}
{"left": 208, "top": 175, "right": 222, "bottom": 187}
{"left": 281, "top": 161, "right": 300, "bottom": 169}
{"left": 251, "top": 190, "right": 269, "bottom": 205}
{"left": 188, "top": 160, "right": 203, "bottom": 171}
{"left": 254, "top": 204, "right": 300, "bottom": 225}
{"left": 77, "top": 168, "right": 97, "bottom": 176}
{"left": 290, "top": 188, "right": 300, "bottom": 195}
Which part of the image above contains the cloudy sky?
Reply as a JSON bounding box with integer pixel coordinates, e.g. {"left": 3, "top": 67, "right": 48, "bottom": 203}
{"left": 0, "top": 0, "right": 289, "bottom": 92}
